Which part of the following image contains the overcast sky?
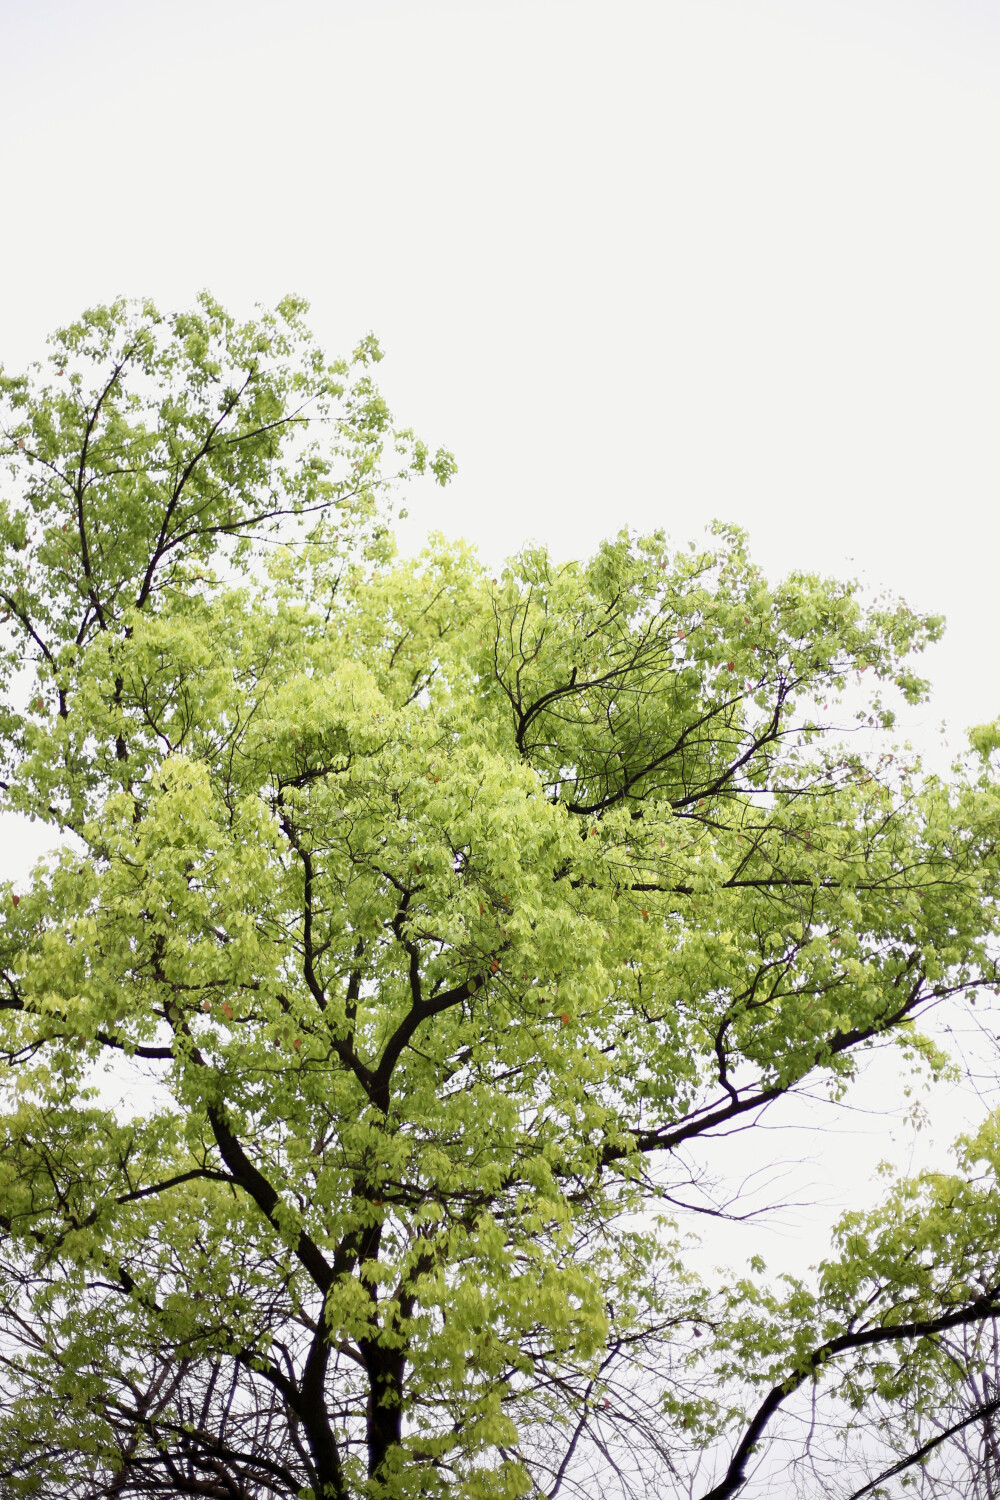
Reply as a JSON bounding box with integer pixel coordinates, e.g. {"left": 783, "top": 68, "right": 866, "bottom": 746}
{"left": 3, "top": 0, "right": 998, "bottom": 750}
{"left": 3, "top": 0, "right": 1000, "bottom": 1435}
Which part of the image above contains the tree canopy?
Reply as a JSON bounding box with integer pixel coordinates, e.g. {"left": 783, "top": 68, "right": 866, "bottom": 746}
{"left": 2, "top": 296, "right": 1000, "bottom": 1500}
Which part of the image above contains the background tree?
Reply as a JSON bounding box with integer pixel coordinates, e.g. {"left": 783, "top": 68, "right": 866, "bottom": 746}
{"left": 2, "top": 297, "right": 1000, "bottom": 1499}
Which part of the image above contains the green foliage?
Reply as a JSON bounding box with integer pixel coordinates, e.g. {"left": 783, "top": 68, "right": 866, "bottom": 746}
{"left": 0, "top": 296, "right": 999, "bottom": 1499}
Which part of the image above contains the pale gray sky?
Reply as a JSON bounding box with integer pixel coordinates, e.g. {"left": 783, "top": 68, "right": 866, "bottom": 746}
{"left": 2, "top": 2, "right": 999, "bottom": 1483}
{"left": 2, "top": 2, "right": 997, "bottom": 692}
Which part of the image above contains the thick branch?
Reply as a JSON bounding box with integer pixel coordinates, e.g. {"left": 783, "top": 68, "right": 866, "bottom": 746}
{"left": 204, "top": 1101, "right": 334, "bottom": 1295}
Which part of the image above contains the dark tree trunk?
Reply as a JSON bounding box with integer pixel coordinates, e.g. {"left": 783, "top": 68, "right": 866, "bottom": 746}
{"left": 363, "top": 1345, "right": 406, "bottom": 1483}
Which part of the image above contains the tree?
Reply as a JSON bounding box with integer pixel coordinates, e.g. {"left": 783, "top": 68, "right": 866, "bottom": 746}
{"left": 1, "top": 295, "right": 1000, "bottom": 1500}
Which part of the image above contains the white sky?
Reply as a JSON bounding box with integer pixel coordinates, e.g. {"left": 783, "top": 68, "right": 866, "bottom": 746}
{"left": 2, "top": 0, "right": 998, "bottom": 752}
{"left": 2, "top": 0, "right": 1000, "bottom": 1484}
